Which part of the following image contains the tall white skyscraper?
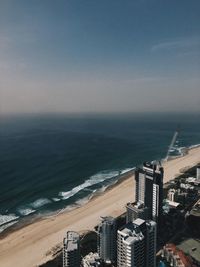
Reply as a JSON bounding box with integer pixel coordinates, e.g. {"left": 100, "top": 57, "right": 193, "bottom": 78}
{"left": 97, "top": 216, "right": 117, "bottom": 265}
{"left": 63, "top": 231, "right": 80, "bottom": 267}
{"left": 117, "top": 218, "right": 157, "bottom": 267}
{"left": 135, "top": 162, "right": 163, "bottom": 226}
{"left": 117, "top": 220, "right": 145, "bottom": 267}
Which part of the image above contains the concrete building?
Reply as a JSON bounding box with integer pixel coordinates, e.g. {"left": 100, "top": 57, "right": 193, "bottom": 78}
{"left": 196, "top": 165, "right": 200, "bottom": 180}
{"left": 135, "top": 162, "right": 164, "bottom": 225}
{"left": 126, "top": 202, "right": 149, "bottom": 223}
{"left": 186, "top": 177, "right": 200, "bottom": 186}
{"left": 82, "top": 252, "right": 102, "bottom": 267}
{"left": 117, "top": 219, "right": 157, "bottom": 267}
{"left": 162, "top": 243, "right": 196, "bottom": 267}
{"left": 180, "top": 183, "right": 194, "bottom": 190}
{"left": 117, "top": 221, "right": 145, "bottom": 267}
{"left": 165, "top": 199, "right": 181, "bottom": 209}
{"left": 97, "top": 216, "right": 117, "bottom": 265}
{"left": 145, "top": 220, "right": 157, "bottom": 267}
{"left": 63, "top": 231, "right": 80, "bottom": 267}
{"left": 168, "top": 188, "right": 178, "bottom": 202}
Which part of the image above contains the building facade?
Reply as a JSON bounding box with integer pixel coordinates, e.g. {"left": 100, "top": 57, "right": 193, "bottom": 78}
{"left": 135, "top": 162, "right": 164, "bottom": 225}
{"left": 126, "top": 202, "right": 149, "bottom": 223}
{"left": 97, "top": 216, "right": 117, "bottom": 265}
{"left": 63, "top": 231, "right": 80, "bottom": 267}
{"left": 168, "top": 188, "right": 178, "bottom": 202}
{"left": 117, "top": 218, "right": 157, "bottom": 267}
{"left": 197, "top": 165, "right": 200, "bottom": 180}
{"left": 145, "top": 220, "right": 157, "bottom": 267}
{"left": 117, "top": 221, "right": 145, "bottom": 267}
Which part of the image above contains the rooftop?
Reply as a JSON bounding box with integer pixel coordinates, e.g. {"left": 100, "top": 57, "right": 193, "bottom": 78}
{"left": 177, "top": 238, "right": 200, "bottom": 263}
{"left": 82, "top": 252, "right": 101, "bottom": 266}
{"left": 63, "top": 231, "right": 79, "bottom": 251}
{"left": 118, "top": 219, "right": 149, "bottom": 245}
{"left": 164, "top": 244, "right": 195, "bottom": 267}
{"left": 166, "top": 199, "right": 180, "bottom": 208}
{"left": 133, "top": 218, "right": 146, "bottom": 227}
{"left": 118, "top": 222, "right": 142, "bottom": 236}
{"left": 100, "top": 216, "right": 115, "bottom": 224}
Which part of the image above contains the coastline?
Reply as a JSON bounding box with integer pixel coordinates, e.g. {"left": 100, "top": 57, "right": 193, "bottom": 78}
{"left": 0, "top": 146, "right": 199, "bottom": 267}
{"left": 0, "top": 168, "right": 135, "bottom": 240}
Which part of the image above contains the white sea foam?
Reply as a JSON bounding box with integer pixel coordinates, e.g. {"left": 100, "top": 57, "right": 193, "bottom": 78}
{"left": 59, "top": 170, "right": 119, "bottom": 200}
{"left": 57, "top": 205, "right": 77, "bottom": 214}
{"left": 189, "top": 143, "right": 200, "bottom": 149}
{"left": 83, "top": 188, "right": 94, "bottom": 192}
{"left": 0, "top": 214, "right": 19, "bottom": 226}
{"left": 30, "top": 198, "right": 52, "bottom": 209}
{"left": 0, "top": 220, "right": 18, "bottom": 233}
{"left": 120, "top": 167, "right": 135, "bottom": 174}
{"left": 52, "top": 198, "right": 61, "bottom": 202}
{"left": 98, "top": 185, "right": 110, "bottom": 193}
{"left": 17, "top": 207, "right": 36, "bottom": 216}
{"left": 75, "top": 196, "right": 91, "bottom": 206}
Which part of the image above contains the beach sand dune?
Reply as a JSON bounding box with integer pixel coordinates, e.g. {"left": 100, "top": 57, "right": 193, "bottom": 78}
{"left": 0, "top": 147, "right": 200, "bottom": 267}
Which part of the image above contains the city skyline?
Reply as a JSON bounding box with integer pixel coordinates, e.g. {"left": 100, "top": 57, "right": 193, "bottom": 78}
{"left": 0, "top": 0, "right": 200, "bottom": 114}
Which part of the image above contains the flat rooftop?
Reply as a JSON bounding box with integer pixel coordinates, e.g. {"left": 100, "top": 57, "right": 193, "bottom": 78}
{"left": 63, "top": 231, "right": 79, "bottom": 251}
{"left": 177, "top": 238, "right": 200, "bottom": 263}
{"left": 133, "top": 218, "right": 146, "bottom": 227}
{"left": 119, "top": 222, "right": 141, "bottom": 236}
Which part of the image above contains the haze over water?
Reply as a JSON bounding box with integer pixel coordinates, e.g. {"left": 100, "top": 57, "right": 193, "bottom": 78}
{"left": 1, "top": 1, "right": 200, "bottom": 115}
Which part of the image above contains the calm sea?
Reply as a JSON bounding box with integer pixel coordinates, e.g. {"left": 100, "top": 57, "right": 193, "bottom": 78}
{"left": 0, "top": 113, "right": 200, "bottom": 234}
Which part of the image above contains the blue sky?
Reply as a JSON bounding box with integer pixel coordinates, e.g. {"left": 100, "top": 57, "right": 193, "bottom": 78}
{"left": 0, "top": 0, "right": 200, "bottom": 113}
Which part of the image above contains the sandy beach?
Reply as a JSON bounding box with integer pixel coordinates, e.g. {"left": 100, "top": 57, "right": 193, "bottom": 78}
{"left": 0, "top": 146, "right": 200, "bottom": 267}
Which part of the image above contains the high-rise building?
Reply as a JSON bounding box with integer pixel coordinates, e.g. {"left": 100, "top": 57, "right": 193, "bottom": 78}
{"left": 126, "top": 201, "right": 149, "bottom": 223}
{"left": 145, "top": 220, "right": 157, "bottom": 267}
{"left": 197, "top": 165, "right": 200, "bottom": 180}
{"left": 97, "top": 216, "right": 117, "bottom": 264}
{"left": 63, "top": 231, "right": 80, "bottom": 267}
{"left": 117, "top": 218, "right": 157, "bottom": 267}
{"left": 117, "top": 221, "right": 145, "bottom": 267}
{"left": 135, "top": 162, "right": 164, "bottom": 225}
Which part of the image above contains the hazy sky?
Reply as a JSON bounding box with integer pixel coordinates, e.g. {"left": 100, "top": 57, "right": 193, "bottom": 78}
{"left": 0, "top": 0, "right": 200, "bottom": 114}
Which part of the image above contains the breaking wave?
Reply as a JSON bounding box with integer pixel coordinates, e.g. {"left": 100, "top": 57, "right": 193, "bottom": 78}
{"left": 0, "top": 167, "right": 134, "bottom": 235}
{"left": 30, "top": 198, "right": 52, "bottom": 208}
{"left": 59, "top": 170, "right": 120, "bottom": 200}
{"left": 17, "top": 207, "right": 36, "bottom": 216}
{"left": 0, "top": 214, "right": 19, "bottom": 226}
{"left": 0, "top": 220, "right": 18, "bottom": 233}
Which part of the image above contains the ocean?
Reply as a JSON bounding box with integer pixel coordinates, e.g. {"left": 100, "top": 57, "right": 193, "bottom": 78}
{"left": 0, "top": 113, "right": 200, "bottom": 234}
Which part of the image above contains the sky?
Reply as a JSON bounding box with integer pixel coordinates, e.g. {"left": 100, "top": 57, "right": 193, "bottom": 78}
{"left": 0, "top": 0, "right": 200, "bottom": 114}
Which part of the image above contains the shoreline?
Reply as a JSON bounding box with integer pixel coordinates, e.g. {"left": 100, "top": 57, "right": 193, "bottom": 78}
{"left": 0, "top": 168, "right": 135, "bottom": 240}
{"left": 1, "top": 144, "right": 199, "bottom": 239}
{"left": 0, "top": 145, "right": 200, "bottom": 267}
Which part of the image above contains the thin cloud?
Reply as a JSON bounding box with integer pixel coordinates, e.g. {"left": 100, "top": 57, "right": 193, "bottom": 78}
{"left": 151, "top": 36, "right": 200, "bottom": 52}
{"left": 177, "top": 50, "right": 200, "bottom": 58}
